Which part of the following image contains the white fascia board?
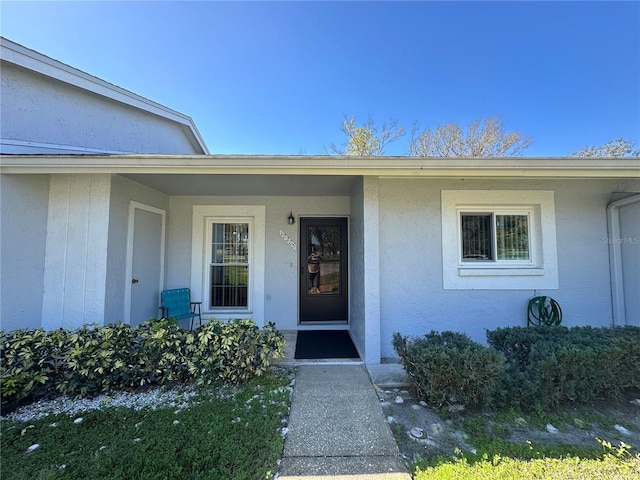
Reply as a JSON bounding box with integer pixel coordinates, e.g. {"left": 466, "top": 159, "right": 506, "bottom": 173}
{"left": 1, "top": 155, "right": 639, "bottom": 178}
{"left": 0, "top": 37, "right": 209, "bottom": 154}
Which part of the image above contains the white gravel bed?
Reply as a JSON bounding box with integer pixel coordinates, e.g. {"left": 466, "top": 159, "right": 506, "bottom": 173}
{"left": 1, "top": 386, "right": 205, "bottom": 423}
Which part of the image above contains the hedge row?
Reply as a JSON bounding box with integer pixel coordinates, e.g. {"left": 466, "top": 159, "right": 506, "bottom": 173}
{"left": 0, "top": 319, "right": 285, "bottom": 406}
{"left": 488, "top": 326, "right": 640, "bottom": 409}
{"left": 392, "top": 331, "right": 505, "bottom": 409}
{"left": 393, "top": 325, "right": 640, "bottom": 411}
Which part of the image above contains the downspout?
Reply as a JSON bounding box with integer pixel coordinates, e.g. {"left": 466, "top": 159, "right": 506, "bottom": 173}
{"left": 607, "top": 194, "right": 640, "bottom": 326}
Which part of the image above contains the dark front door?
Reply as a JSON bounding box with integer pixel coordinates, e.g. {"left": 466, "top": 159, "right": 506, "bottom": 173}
{"left": 299, "top": 217, "right": 348, "bottom": 322}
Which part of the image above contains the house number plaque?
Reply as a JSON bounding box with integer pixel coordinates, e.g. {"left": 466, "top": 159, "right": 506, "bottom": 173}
{"left": 280, "top": 229, "right": 296, "bottom": 251}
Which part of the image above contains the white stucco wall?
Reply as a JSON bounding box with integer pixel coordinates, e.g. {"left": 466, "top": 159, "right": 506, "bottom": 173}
{"left": 619, "top": 200, "right": 640, "bottom": 325}
{"left": 104, "top": 175, "right": 170, "bottom": 324}
{"left": 349, "top": 178, "right": 366, "bottom": 359}
{"left": 377, "top": 178, "right": 640, "bottom": 359}
{"left": 1, "top": 62, "right": 200, "bottom": 154}
{"left": 0, "top": 174, "right": 50, "bottom": 331}
{"left": 9, "top": 168, "right": 634, "bottom": 360}
{"left": 167, "top": 195, "right": 350, "bottom": 330}
{"left": 350, "top": 177, "right": 383, "bottom": 364}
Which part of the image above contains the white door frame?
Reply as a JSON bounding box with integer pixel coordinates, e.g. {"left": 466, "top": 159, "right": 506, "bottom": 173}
{"left": 124, "top": 201, "right": 166, "bottom": 325}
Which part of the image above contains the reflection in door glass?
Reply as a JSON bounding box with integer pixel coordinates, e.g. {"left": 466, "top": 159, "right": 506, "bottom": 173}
{"left": 306, "top": 226, "right": 340, "bottom": 295}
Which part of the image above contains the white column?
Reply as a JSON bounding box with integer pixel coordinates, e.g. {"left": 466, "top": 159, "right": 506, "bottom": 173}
{"left": 362, "top": 176, "right": 381, "bottom": 364}
{"left": 41, "top": 174, "right": 111, "bottom": 329}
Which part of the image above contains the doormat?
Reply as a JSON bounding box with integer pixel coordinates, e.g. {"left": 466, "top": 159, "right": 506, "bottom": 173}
{"left": 294, "top": 330, "right": 360, "bottom": 359}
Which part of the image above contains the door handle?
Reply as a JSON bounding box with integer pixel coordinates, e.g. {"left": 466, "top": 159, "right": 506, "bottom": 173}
{"left": 132, "top": 279, "right": 139, "bottom": 284}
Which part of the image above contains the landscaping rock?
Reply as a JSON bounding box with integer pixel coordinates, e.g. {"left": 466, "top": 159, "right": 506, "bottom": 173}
{"left": 378, "top": 386, "right": 640, "bottom": 468}
{"left": 614, "top": 424, "right": 632, "bottom": 436}
{"left": 546, "top": 423, "right": 559, "bottom": 434}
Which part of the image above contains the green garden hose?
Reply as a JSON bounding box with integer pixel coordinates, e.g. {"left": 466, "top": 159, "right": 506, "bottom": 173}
{"left": 527, "top": 296, "right": 562, "bottom": 326}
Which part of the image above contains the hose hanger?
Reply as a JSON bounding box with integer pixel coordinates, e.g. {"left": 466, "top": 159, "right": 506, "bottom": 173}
{"left": 527, "top": 296, "right": 562, "bottom": 326}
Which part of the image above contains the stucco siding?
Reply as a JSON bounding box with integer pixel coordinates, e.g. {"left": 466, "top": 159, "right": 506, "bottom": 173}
{"left": 360, "top": 177, "right": 383, "bottom": 363}
{"left": 553, "top": 185, "right": 612, "bottom": 327}
{"left": 0, "top": 174, "right": 49, "bottom": 331}
{"left": 349, "top": 178, "right": 366, "bottom": 359}
{"left": 1, "top": 62, "right": 200, "bottom": 154}
{"left": 168, "top": 195, "right": 350, "bottom": 330}
{"left": 377, "top": 178, "right": 640, "bottom": 359}
{"left": 104, "top": 175, "right": 170, "bottom": 324}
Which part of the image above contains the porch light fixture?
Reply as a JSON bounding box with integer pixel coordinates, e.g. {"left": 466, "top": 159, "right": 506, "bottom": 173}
{"left": 288, "top": 212, "right": 296, "bottom": 225}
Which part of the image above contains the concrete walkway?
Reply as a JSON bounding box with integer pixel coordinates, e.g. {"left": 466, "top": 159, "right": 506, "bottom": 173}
{"left": 278, "top": 365, "right": 411, "bottom": 480}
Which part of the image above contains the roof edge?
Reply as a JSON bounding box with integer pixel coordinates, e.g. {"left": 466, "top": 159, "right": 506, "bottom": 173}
{"left": 1, "top": 155, "right": 638, "bottom": 179}
{"left": 0, "top": 36, "right": 209, "bottom": 154}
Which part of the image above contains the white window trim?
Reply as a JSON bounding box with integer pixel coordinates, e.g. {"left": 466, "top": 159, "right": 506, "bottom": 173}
{"left": 191, "top": 205, "right": 265, "bottom": 325}
{"left": 441, "top": 190, "right": 558, "bottom": 290}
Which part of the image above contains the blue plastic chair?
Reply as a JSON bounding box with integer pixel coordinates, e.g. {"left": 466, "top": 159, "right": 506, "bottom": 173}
{"left": 159, "top": 288, "right": 202, "bottom": 330}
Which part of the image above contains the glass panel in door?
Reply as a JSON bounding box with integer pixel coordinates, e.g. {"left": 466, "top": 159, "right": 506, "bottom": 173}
{"left": 306, "top": 225, "right": 341, "bottom": 295}
{"left": 300, "top": 217, "right": 348, "bottom": 322}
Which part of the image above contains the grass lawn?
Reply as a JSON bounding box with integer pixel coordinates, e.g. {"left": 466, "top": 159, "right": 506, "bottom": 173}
{"left": 381, "top": 387, "right": 640, "bottom": 479}
{"left": 414, "top": 453, "right": 640, "bottom": 479}
{"left": 411, "top": 412, "right": 640, "bottom": 479}
{"left": 1, "top": 370, "right": 292, "bottom": 480}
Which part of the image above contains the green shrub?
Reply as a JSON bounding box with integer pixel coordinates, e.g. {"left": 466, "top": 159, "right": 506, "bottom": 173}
{"left": 132, "top": 319, "right": 190, "bottom": 387}
{"left": 392, "top": 331, "right": 506, "bottom": 410}
{"left": 599, "top": 326, "right": 640, "bottom": 388}
{"left": 0, "top": 319, "right": 284, "bottom": 406}
{"left": 487, "top": 326, "right": 640, "bottom": 410}
{"left": 186, "top": 319, "right": 285, "bottom": 385}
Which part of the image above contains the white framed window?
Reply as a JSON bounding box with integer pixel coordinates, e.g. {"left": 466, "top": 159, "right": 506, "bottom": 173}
{"left": 459, "top": 209, "right": 533, "bottom": 264}
{"left": 207, "top": 219, "right": 251, "bottom": 309}
{"left": 191, "top": 205, "right": 265, "bottom": 323}
{"left": 442, "top": 190, "right": 558, "bottom": 290}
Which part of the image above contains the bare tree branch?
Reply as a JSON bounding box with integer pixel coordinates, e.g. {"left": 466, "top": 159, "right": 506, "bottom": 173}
{"left": 331, "top": 114, "right": 404, "bottom": 156}
{"left": 408, "top": 116, "right": 533, "bottom": 157}
{"left": 569, "top": 138, "right": 640, "bottom": 158}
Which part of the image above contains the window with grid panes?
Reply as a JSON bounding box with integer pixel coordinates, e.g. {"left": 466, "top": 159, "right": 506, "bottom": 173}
{"left": 210, "top": 222, "right": 249, "bottom": 308}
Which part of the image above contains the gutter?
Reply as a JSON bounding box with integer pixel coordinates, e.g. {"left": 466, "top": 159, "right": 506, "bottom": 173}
{"left": 607, "top": 194, "right": 640, "bottom": 326}
{"left": 1, "top": 155, "right": 639, "bottom": 178}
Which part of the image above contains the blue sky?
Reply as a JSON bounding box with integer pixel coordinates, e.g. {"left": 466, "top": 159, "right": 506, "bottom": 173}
{"left": 1, "top": 1, "right": 639, "bottom": 156}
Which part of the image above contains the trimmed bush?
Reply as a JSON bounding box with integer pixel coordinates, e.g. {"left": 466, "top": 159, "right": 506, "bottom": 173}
{"left": 599, "top": 326, "right": 640, "bottom": 389}
{"left": 393, "top": 326, "right": 639, "bottom": 412}
{"left": 0, "top": 319, "right": 284, "bottom": 407}
{"left": 392, "top": 331, "right": 506, "bottom": 410}
{"left": 186, "top": 319, "right": 286, "bottom": 385}
{"left": 487, "top": 325, "right": 640, "bottom": 410}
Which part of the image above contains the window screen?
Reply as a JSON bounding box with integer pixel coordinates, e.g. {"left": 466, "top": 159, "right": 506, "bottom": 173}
{"left": 461, "top": 214, "right": 493, "bottom": 260}
{"left": 210, "top": 223, "right": 249, "bottom": 308}
{"left": 461, "top": 213, "right": 530, "bottom": 262}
